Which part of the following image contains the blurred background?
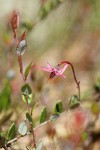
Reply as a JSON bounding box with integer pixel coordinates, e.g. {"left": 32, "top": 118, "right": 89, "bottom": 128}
{"left": 0, "top": 0, "right": 100, "bottom": 149}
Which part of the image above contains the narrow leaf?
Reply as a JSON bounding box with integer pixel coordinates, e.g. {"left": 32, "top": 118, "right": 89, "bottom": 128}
{"left": 40, "top": 106, "right": 47, "bottom": 123}
{"left": 26, "top": 112, "right": 33, "bottom": 125}
{"left": 0, "top": 81, "right": 11, "bottom": 112}
{"left": 21, "top": 83, "right": 32, "bottom": 104}
{"left": 18, "top": 121, "right": 28, "bottom": 136}
{"left": 25, "top": 62, "right": 33, "bottom": 80}
{"left": 7, "top": 122, "right": 16, "bottom": 140}
{"left": 55, "top": 100, "right": 63, "bottom": 113}
{"left": 31, "top": 102, "right": 38, "bottom": 116}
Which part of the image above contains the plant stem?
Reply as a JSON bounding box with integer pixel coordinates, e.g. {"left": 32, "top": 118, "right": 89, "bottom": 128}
{"left": 7, "top": 112, "right": 67, "bottom": 146}
{"left": 18, "top": 55, "right": 25, "bottom": 81}
{"left": 7, "top": 120, "right": 49, "bottom": 146}
{"left": 58, "top": 61, "right": 80, "bottom": 100}
{"left": 26, "top": 96, "right": 36, "bottom": 148}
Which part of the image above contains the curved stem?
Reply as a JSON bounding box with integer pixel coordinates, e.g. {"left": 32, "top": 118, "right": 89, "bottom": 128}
{"left": 58, "top": 61, "right": 80, "bottom": 100}
{"left": 18, "top": 55, "right": 25, "bottom": 81}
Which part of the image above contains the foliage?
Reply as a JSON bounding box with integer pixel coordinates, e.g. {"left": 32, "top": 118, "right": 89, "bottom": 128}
{"left": 0, "top": 1, "right": 100, "bottom": 149}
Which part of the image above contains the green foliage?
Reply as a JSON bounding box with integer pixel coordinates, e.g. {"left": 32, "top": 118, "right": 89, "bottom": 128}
{"left": 7, "top": 122, "right": 16, "bottom": 141}
{"left": 21, "top": 21, "right": 33, "bottom": 32}
{"left": 25, "top": 62, "right": 33, "bottom": 81}
{"left": 0, "top": 135, "right": 6, "bottom": 148}
{"left": 40, "top": 106, "right": 47, "bottom": 123}
{"left": 50, "top": 113, "right": 60, "bottom": 121}
{"left": 39, "top": 0, "right": 61, "bottom": 19}
{"left": 0, "top": 81, "right": 11, "bottom": 112}
{"left": 55, "top": 100, "right": 63, "bottom": 113}
{"left": 94, "top": 78, "right": 100, "bottom": 93}
{"left": 26, "top": 112, "right": 33, "bottom": 125}
{"left": 21, "top": 83, "right": 32, "bottom": 104}
{"left": 18, "top": 121, "right": 28, "bottom": 136}
{"left": 91, "top": 102, "right": 99, "bottom": 114}
{"left": 31, "top": 102, "right": 38, "bottom": 116}
{"left": 68, "top": 95, "right": 80, "bottom": 109}
{"left": 82, "top": 131, "right": 87, "bottom": 141}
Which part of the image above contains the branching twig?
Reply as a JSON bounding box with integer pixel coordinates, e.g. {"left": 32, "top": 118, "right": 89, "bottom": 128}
{"left": 7, "top": 121, "right": 49, "bottom": 146}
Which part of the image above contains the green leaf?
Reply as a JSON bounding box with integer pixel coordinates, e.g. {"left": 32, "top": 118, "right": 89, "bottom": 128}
{"left": 40, "top": 106, "right": 47, "bottom": 123}
{"left": 55, "top": 100, "right": 63, "bottom": 113}
{"left": 68, "top": 95, "right": 80, "bottom": 109}
{"left": 31, "top": 102, "right": 38, "bottom": 116}
{"left": 7, "top": 122, "right": 16, "bottom": 141}
{"left": 82, "top": 131, "right": 87, "bottom": 141}
{"left": 0, "top": 81, "right": 11, "bottom": 112}
{"left": 21, "top": 83, "right": 32, "bottom": 104}
{"left": 91, "top": 102, "right": 99, "bottom": 114}
{"left": 25, "top": 63, "right": 33, "bottom": 80}
{"left": 39, "top": 6, "right": 48, "bottom": 19}
{"left": 50, "top": 113, "right": 60, "bottom": 121}
{"left": 18, "top": 121, "right": 28, "bottom": 136}
{"left": 26, "top": 146, "right": 32, "bottom": 150}
{"left": 26, "top": 112, "right": 33, "bottom": 125}
{"left": 36, "top": 141, "right": 43, "bottom": 150}
{"left": 94, "top": 78, "right": 100, "bottom": 93}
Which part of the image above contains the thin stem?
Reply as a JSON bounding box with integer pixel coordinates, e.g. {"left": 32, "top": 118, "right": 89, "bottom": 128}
{"left": 7, "top": 120, "right": 49, "bottom": 146}
{"left": 25, "top": 96, "right": 36, "bottom": 148}
{"left": 14, "top": 34, "right": 18, "bottom": 47}
{"left": 18, "top": 55, "right": 25, "bottom": 81}
{"left": 7, "top": 112, "right": 67, "bottom": 146}
{"left": 58, "top": 61, "right": 80, "bottom": 100}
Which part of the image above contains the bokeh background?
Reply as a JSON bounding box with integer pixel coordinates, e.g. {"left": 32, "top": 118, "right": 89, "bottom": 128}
{"left": 0, "top": 0, "right": 100, "bottom": 149}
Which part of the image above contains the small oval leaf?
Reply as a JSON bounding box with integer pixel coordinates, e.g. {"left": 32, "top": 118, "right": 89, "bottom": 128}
{"left": 21, "top": 83, "right": 32, "bottom": 104}
{"left": 68, "top": 95, "right": 80, "bottom": 109}
{"left": 16, "top": 39, "right": 27, "bottom": 56}
{"left": 55, "top": 100, "right": 63, "bottom": 113}
{"left": 18, "top": 121, "right": 28, "bottom": 136}
{"left": 7, "top": 122, "right": 16, "bottom": 140}
{"left": 50, "top": 113, "right": 60, "bottom": 121}
{"left": 26, "top": 112, "right": 33, "bottom": 125}
{"left": 40, "top": 106, "right": 47, "bottom": 123}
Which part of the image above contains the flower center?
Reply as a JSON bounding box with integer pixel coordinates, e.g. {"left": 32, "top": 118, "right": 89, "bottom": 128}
{"left": 49, "top": 71, "right": 56, "bottom": 79}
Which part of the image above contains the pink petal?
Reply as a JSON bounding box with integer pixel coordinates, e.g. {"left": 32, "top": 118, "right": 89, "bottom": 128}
{"left": 59, "top": 64, "right": 68, "bottom": 74}
{"left": 56, "top": 73, "right": 66, "bottom": 78}
{"left": 38, "top": 66, "right": 52, "bottom": 72}
{"left": 47, "top": 62, "right": 52, "bottom": 69}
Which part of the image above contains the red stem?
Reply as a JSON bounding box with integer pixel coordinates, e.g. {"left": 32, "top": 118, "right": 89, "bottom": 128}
{"left": 18, "top": 55, "right": 25, "bottom": 81}
{"left": 58, "top": 61, "right": 80, "bottom": 100}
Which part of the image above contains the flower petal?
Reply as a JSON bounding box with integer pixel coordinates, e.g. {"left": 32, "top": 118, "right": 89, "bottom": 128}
{"left": 56, "top": 73, "right": 66, "bottom": 78}
{"left": 38, "top": 66, "right": 52, "bottom": 72}
{"left": 47, "top": 62, "right": 52, "bottom": 69}
{"left": 59, "top": 64, "right": 68, "bottom": 74}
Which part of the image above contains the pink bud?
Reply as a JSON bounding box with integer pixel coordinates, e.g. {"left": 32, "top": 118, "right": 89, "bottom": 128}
{"left": 11, "top": 11, "right": 19, "bottom": 38}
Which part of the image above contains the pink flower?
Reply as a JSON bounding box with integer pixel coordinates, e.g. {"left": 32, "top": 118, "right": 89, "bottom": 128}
{"left": 38, "top": 62, "right": 68, "bottom": 79}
